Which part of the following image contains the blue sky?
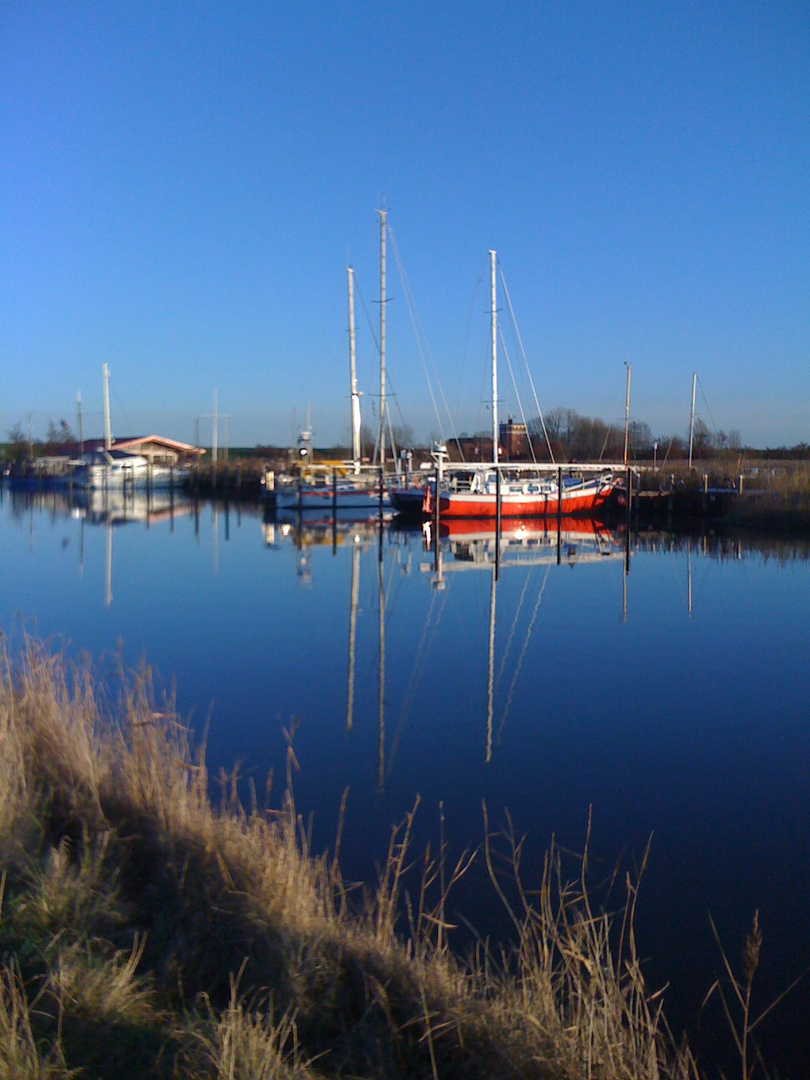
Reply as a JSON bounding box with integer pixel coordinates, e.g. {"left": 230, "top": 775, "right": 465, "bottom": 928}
{"left": 2, "top": 1, "right": 808, "bottom": 449}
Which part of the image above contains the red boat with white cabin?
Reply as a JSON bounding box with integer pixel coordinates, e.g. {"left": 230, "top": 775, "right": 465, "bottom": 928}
{"left": 422, "top": 250, "right": 616, "bottom": 520}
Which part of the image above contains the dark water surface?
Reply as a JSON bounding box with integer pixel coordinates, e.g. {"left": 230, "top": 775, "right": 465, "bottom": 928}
{"left": 2, "top": 485, "right": 809, "bottom": 1075}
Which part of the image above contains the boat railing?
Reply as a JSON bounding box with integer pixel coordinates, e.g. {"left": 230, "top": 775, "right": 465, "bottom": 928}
{"left": 436, "top": 461, "right": 624, "bottom": 477}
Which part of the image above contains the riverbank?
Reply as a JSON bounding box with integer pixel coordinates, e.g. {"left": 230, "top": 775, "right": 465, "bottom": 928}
{"left": 624, "top": 461, "right": 810, "bottom": 531}
{"left": 0, "top": 643, "right": 701, "bottom": 1080}
{"left": 5, "top": 456, "right": 810, "bottom": 531}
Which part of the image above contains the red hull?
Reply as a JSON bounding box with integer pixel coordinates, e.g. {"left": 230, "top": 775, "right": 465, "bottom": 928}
{"left": 438, "top": 514, "right": 610, "bottom": 539}
{"left": 423, "top": 481, "right": 614, "bottom": 518}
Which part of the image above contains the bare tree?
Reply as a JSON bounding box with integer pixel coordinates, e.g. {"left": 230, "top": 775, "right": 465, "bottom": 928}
{"left": 5, "top": 422, "right": 30, "bottom": 463}
{"left": 45, "top": 419, "right": 75, "bottom": 453}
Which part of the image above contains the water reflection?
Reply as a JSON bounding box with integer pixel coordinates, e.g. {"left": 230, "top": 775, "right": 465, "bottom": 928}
{"left": 4, "top": 484, "right": 192, "bottom": 526}
{"left": 257, "top": 509, "right": 628, "bottom": 778}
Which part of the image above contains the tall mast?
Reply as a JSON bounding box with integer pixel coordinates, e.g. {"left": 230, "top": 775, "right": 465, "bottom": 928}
{"left": 212, "top": 389, "right": 218, "bottom": 467}
{"left": 76, "top": 391, "right": 84, "bottom": 454}
{"left": 102, "top": 363, "right": 112, "bottom": 450}
{"left": 347, "top": 266, "right": 361, "bottom": 472}
{"left": 623, "top": 362, "right": 632, "bottom": 465}
{"left": 489, "top": 250, "right": 498, "bottom": 466}
{"left": 378, "top": 208, "right": 387, "bottom": 469}
{"left": 688, "top": 371, "right": 697, "bottom": 468}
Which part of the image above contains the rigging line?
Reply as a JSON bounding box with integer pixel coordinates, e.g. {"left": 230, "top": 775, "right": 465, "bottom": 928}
{"left": 660, "top": 435, "right": 675, "bottom": 469}
{"left": 498, "top": 327, "right": 538, "bottom": 464}
{"left": 498, "top": 266, "right": 555, "bottom": 464}
{"left": 387, "top": 411, "right": 399, "bottom": 464}
{"left": 696, "top": 374, "right": 721, "bottom": 443}
{"left": 387, "top": 225, "right": 457, "bottom": 448}
{"left": 355, "top": 274, "right": 400, "bottom": 463}
{"left": 387, "top": 228, "right": 443, "bottom": 434}
{"left": 380, "top": 541, "right": 403, "bottom": 624}
{"left": 450, "top": 276, "right": 485, "bottom": 460}
{"left": 107, "top": 377, "right": 135, "bottom": 440}
{"left": 496, "top": 562, "right": 551, "bottom": 745}
{"left": 494, "top": 563, "right": 534, "bottom": 692}
{"left": 355, "top": 278, "right": 380, "bottom": 366}
{"left": 387, "top": 578, "right": 450, "bottom": 779}
{"left": 476, "top": 339, "right": 490, "bottom": 434}
{"left": 686, "top": 542, "right": 713, "bottom": 606}
{"left": 599, "top": 426, "right": 612, "bottom": 462}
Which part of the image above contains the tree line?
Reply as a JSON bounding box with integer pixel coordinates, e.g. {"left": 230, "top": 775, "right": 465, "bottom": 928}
{"left": 3, "top": 419, "right": 77, "bottom": 464}
{"left": 4, "top": 411, "right": 808, "bottom": 465}
{"left": 532, "top": 407, "right": 743, "bottom": 463}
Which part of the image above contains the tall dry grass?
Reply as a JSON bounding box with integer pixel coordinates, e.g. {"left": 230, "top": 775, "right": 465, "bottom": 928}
{"left": 0, "top": 638, "right": 703, "bottom": 1079}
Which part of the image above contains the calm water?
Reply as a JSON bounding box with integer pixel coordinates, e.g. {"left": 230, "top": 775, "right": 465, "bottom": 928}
{"left": 2, "top": 484, "right": 809, "bottom": 1074}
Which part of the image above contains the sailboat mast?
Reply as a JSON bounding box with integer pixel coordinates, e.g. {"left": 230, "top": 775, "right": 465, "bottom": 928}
{"left": 378, "top": 209, "right": 387, "bottom": 469}
{"left": 347, "top": 266, "right": 361, "bottom": 473}
{"left": 212, "top": 389, "right": 218, "bottom": 467}
{"left": 688, "top": 371, "right": 697, "bottom": 469}
{"left": 489, "top": 250, "right": 498, "bottom": 467}
{"left": 76, "top": 391, "right": 84, "bottom": 455}
{"left": 623, "top": 362, "right": 632, "bottom": 465}
{"left": 102, "top": 363, "right": 112, "bottom": 450}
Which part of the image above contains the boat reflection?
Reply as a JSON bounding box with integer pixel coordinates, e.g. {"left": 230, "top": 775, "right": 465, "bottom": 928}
{"left": 415, "top": 516, "right": 624, "bottom": 764}
{"left": 265, "top": 512, "right": 383, "bottom": 584}
{"left": 264, "top": 513, "right": 625, "bottom": 776}
{"left": 423, "top": 516, "right": 623, "bottom": 572}
{"left": 73, "top": 488, "right": 192, "bottom": 525}
{"left": 3, "top": 485, "right": 192, "bottom": 527}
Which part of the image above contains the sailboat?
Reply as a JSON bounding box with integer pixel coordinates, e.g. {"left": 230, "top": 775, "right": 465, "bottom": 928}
{"left": 275, "top": 218, "right": 393, "bottom": 519}
{"left": 423, "top": 252, "right": 616, "bottom": 519}
{"left": 71, "top": 365, "right": 188, "bottom": 491}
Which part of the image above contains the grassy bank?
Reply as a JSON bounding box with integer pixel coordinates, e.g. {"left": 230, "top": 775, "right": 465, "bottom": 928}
{"left": 630, "top": 462, "right": 810, "bottom": 530}
{"left": 0, "top": 642, "right": 702, "bottom": 1079}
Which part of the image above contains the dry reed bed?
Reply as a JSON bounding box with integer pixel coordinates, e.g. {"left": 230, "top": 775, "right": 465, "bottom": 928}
{"left": 0, "top": 641, "right": 698, "bottom": 1080}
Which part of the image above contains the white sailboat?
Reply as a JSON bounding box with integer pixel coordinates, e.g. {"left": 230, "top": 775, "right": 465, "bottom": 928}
{"left": 71, "top": 365, "right": 188, "bottom": 491}
{"left": 275, "top": 218, "right": 393, "bottom": 518}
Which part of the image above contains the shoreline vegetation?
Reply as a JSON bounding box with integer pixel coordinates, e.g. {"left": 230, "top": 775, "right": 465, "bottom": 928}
{"left": 0, "top": 643, "right": 786, "bottom": 1079}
